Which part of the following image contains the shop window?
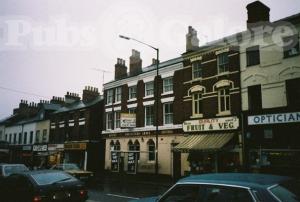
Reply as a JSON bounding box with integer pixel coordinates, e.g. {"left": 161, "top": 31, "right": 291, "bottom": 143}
{"left": 106, "top": 112, "right": 113, "bottom": 130}
{"left": 35, "top": 130, "right": 40, "bottom": 143}
{"left": 192, "top": 60, "right": 202, "bottom": 79}
{"left": 147, "top": 139, "right": 155, "bottom": 161}
{"left": 145, "top": 81, "right": 154, "bottom": 96}
{"left": 246, "top": 45, "right": 260, "bottom": 67}
{"left": 145, "top": 105, "right": 154, "bottom": 126}
{"left": 264, "top": 129, "right": 273, "bottom": 139}
{"left": 248, "top": 85, "right": 262, "bottom": 112}
{"left": 218, "top": 52, "right": 229, "bottom": 73}
{"left": 114, "top": 111, "right": 121, "bottom": 129}
{"left": 106, "top": 89, "right": 113, "bottom": 104}
{"left": 192, "top": 93, "right": 203, "bottom": 116}
{"left": 286, "top": 78, "right": 300, "bottom": 108}
{"left": 283, "top": 35, "right": 300, "bottom": 58}
{"left": 115, "top": 140, "right": 121, "bottom": 151}
{"left": 129, "top": 86, "right": 137, "bottom": 99}
{"left": 164, "top": 103, "right": 173, "bottom": 125}
{"left": 128, "top": 140, "right": 140, "bottom": 160}
{"left": 218, "top": 88, "right": 230, "bottom": 114}
{"left": 163, "top": 77, "right": 173, "bottom": 93}
{"left": 115, "top": 87, "right": 122, "bottom": 103}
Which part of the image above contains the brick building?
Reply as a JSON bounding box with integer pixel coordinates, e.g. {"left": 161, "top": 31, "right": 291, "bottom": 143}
{"left": 49, "top": 87, "right": 104, "bottom": 174}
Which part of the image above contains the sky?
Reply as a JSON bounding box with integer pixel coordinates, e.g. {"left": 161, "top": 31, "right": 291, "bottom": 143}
{"left": 0, "top": 0, "right": 300, "bottom": 119}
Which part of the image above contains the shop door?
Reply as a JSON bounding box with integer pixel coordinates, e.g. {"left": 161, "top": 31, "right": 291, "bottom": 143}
{"left": 173, "top": 151, "right": 181, "bottom": 180}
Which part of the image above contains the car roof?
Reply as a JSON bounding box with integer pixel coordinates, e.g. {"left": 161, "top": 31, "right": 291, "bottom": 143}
{"left": 178, "top": 173, "right": 292, "bottom": 189}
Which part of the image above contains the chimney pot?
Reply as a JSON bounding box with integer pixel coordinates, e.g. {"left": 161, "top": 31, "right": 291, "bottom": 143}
{"left": 186, "top": 26, "right": 199, "bottom": 52}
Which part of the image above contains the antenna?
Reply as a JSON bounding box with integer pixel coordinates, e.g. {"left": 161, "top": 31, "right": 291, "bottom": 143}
{"left": 90, "top": 68, "right": 112, "bottom": 92}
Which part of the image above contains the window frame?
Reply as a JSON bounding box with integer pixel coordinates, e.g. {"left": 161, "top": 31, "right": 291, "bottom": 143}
{"left": 106, "top": 112, "right": 113, "bottom": 130}
{"left": 163, "top": 77, "right": 173, "bottom": 93}
{"left": 217, "top": 52, "right": 229, "bottom": 74}
{"left": 192, "top": 92, "right": 203, "bottom": 117}
{"left": 115, "top": 87, "right": 122, "bottom": 103}
{"left": 114, "top": 111, "right": 121, "bottom": 129}
{"left": 218, "top": 88, "right": 231, "bottom": 114}
{"left": 164, "top": 102, "right": 173, "bottom": 125}
{"left": 106, "top": 89, "right": 114, "bottom": 104}
{"left": 147, "top": 139, "right": 155, "bottom": 161}
{"left": 246, "top": 45, "right": 260, "bottom": 67}
{"left": 145, "top": 81, "right": 154, "bottom": 96}
{"left": 145, "top": 105, "right": 154, "bottom": 126}
{"left": 128, "top": 86, "right": 137, "bottom": 100}
{"left": 192, "top": 60, "right": 202, "bottom": 79}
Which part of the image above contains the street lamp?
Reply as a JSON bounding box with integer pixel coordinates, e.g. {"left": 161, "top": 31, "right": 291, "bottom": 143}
{"left": 119, "top": 35, "right": 159, "bottom": 175}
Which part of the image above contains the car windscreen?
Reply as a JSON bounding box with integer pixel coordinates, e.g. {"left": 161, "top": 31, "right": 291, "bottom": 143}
{"left": 31, "top": 172, "right": 76, "bottom": 185}
{"left": 269, "top": 180, "right": 300, "bottom": 202}
{"left": 3, "top": 165, "right": 29, "bottom": 176}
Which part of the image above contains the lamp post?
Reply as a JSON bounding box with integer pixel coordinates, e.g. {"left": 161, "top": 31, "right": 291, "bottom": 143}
{"left": 119, "top": 35, "right": 159, "bottom": 175}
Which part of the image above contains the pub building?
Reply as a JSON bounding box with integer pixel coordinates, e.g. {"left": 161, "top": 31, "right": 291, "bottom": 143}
{"left": 240, "top": 2, "right": 300, "bottom": 177}
{"left": 173, "top": 26, "right": 243, "bottom": 174}
{"left": 49, "top": 87, "right": 105, "bottom": 174}
{"left": 102, "top": 52, "right": 188, "bottom": 178}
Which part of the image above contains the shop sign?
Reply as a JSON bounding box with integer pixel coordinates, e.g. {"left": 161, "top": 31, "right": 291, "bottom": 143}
{"left": 22, "top": 145, "right": 32, "bottom": 151}
{"left": 248, "top": 112, "right": 300, "bottom": 125}
{"left": 121, "top": 113, "right": 136, "bottom": 128}
{"left": 111, "top": 152, "right": 119, "bottom": 172}
{"left": 33, "top": 144, "right": 48, "bottom": 152}
{"left": 127, "top": 152, "right": 137, "bottom": 174}
{"left": 48, "top": 144, "right": 64, "bottom": 151}
{"left": 64, "top": 143, "right": 87, "bottom": 150}
{"left": 183, "top": 116, "right": 239, "bottom": 132}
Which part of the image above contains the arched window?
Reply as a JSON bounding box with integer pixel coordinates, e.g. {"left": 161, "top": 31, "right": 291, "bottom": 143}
{"left": 110, "top": 140, "right": 114, "bottom": 150}
{"left": 115, "top": 140, "right": 120, "bottom": 151}
{"left": 134, "top": 140, "right": 140, "bottom": 160}
{"left": 188, "top": 85, "right": 205, "bottom": 117}
{"left": 128, "top": 140, "right": 134, "bottom": 151}
{"left": 147, "top": 139, "right": 155, "bottom": 161}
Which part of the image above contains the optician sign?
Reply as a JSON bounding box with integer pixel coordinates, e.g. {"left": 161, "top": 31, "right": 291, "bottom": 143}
{"left": 121, "top": 113, "right": 136, "bottom": 128}
{"left": 248, "top": 112, "right": 300, "bottom": 125}
{"left": 33, "top": 144, "right": 48, "bottom": 152}
{"left": 183, "top": 116, "right": 239, "bottom": 132}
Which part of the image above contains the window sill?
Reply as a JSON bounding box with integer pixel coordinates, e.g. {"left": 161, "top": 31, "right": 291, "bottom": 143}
{"left": 127, "top": 98, "right": 137, "bottom": 102}
{"left": 143, "top": 95, "right": 154, "bottom": 99}
{"left": 246, "top": 63, "right": 260, "bottom": 67}
{"left": 114, "top": 101, "right": 121, "bottom": 105}
{"left": 161, "top": 91, "right": 173, "bottom": 96}
{"left": 190, "top": 114, "right": 203, "bottom": 119}
{"left": 216, "top": 111, "right": 231, "bottom": 116}
{"left": 217, "top": 71, "right": 230, "bottom": 76}
{"left": 192, "top": 77, "right": 202, "bottom": 82}
{"left": 105, "top": 103, "right": 113, "bottom": 107}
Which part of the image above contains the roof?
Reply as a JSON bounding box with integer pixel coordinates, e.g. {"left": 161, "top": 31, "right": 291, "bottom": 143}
{"left": 53, "top": 95, "right": 102, "bottom": 114}
{"left": 178, "top": 173, "right": 291, "bottom": 189}
{"left": 41, "top": 103, "right": 62, "bottom": 111}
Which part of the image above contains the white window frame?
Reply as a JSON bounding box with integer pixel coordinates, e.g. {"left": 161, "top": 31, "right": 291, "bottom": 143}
{"left": 145, "top": 81, "right": 154, "bottom": 96}
{"left": 129, "top": 86, "right": 137, "bottom": 100}
{"left": 107, "top": 89, "right": 113, "bottom": 104}
{"left": 145, "top": 105, "right": 154, "bottom": 126}
{"left": 164, "top": 103, "right": 173, "bottom": 125}
{"left": 106, "top": 112, "right": 113, "bottom": 130}
{"left": 218, "top": 88, "right": 231, "bottom": 115}
{"left": 217, "top": 52, "right": 229, "bottom": 74}
{"left": 114, "top": 111, "right": 121, "bottom": 129}
{"left": 192, "top": 60, "right": 202, "bottom": 79}
{"left": 163, "top": 77, "right": 173, "bottom": 93}
{"left": 147, "top": 140, "right": 155, "bottom": 161}
{"left": 115, "top": 87, "right": 122, "bottom": 103}
{"left": 192, "top": 93, "right": 203, "bottom": 117}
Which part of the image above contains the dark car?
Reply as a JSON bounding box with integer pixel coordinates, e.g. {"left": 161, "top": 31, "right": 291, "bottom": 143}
{"left": 0, "top": 163, "right": 29, "bottom": 178}
{"left": 132, "top": 173, "right": 300, "bottom": 202}
{"left": 51, "top": 163, "right": 94, "bottom": 183}
{"left": 0, "top": 170, "right": 88, "bottom": 202}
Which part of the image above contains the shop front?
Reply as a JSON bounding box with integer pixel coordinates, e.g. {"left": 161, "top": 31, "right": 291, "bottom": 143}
{"left": 32, "top": 144, "right": 49, "bottom": 169}
{"left": 246, "top": 111, "right": 300, "bottom": 177}
{"left": 174, "top": 116, "right": 242, "bottom": 174}
{"left": 47, "top": 144, "right": 64, "bottom": 166}
{"left": 64, "top": 142, "right": 88, "bottom": 170}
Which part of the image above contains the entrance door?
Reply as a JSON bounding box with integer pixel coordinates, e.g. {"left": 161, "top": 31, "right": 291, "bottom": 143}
{"left": 173, "top": 151, "right": 181, "bottom": 180}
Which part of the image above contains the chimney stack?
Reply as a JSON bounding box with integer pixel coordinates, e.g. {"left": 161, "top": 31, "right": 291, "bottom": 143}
{"left": 151, "top": 58, "right": 159, "bottom": 65}
{"left": 50, "top": 96, "right": 65, "bottom": 105}
{"left": 82, "top": 86, "right": 100, "bottom": 103}
{"left": 115, "top": 58, "right": 127, "bottom": 80}
{"left": 129, "top": 49, "right": 142, "bottom": 76}
{"left": 246, "top": 1, "right": 270, "bottom": 29}
{"left": 186, "top": 26, "right": 199, "bottom": 52}
{"left": 64, "top": 92, "right": 80, "bottom": 104}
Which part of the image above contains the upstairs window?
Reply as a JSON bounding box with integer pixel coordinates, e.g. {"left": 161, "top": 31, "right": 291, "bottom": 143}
{"left": 106, "top": 89, "right": 113, "bottom": 104}
{"left": 114, "top": 111, "right": 121, "bottom": 129}
{"left": 129, "top": 86, "right": 137, "bottom": 99}
{"left": 145, "top": 81, "right": 154, "bottom": 96}
{"left": 246, "top": 46, "right": 260, "bottom": 67}
{"left": 286, "top": 78, "right": 300, "bottom": 108}
{"left": 106, "top": 112, "right": 113, "bottom": 130}
{"left": 218, "top": 88, "right": 230, "bottom": 113}
{"left": 145, "top": 105, "right": 154, "bottom": 126}
{"left": 283, "top": 35, "right": 300, "bottom": 58}
{"left": 115, "top": 87, "right": 122, "bottom": 102}
{"left": 23, "top": 132, "right": 27, "bottom": 144}
{"left": 42, "top": 129, "right": 47, "bottom": 143}
{"left": 193, "top": 93, "right": 203, "bottom": 116}
{"left": 35, "top": 130, "right": 40, "bottom": 143}
{"left": 192, "top": 61, "right": 202, "bottom": 79}
{"left": 248, "top": 85, "right": 262, "bottom": 112}
{"left": 164, "top": 103, "right": 173, "bottom": 125}
{"left": 218, "top": 52, "right": 229, "bottom": 73}
{"left": 163, "top": 77, "right": 173, "bottom": 93}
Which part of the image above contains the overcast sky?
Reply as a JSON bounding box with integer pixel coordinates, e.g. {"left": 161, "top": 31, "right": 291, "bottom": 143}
{"left": 0, "top": 0, "right": 299, "bottom": 119}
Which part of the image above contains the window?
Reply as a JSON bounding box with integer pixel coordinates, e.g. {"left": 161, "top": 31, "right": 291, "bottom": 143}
{"left": 246, "top": 46, "right": 260, "bottom": 66}
{"left": 218, "top": 52, "right": 229, "bottom": 73}
{"left": 145, "top": 81, "right": 154, "bottom": 96}
{"left": 286, "top": 78, "right": 300, "bottom": 108}
{"left": 192, "top": 93, "right": 203, "bottom": 115}
{"left": 9, "top": 134, "right": 12, "bottom": 143}
{"left": 129, "top": 86, "right": 137, "bottom": 99}
{"left": 115, "top": 87, "right": 122, "bottom": 102}
{"left": 192, "top": 61, "right": 202, "bottom": 79}
{"left": 23, "top": 132, "right": 27, "bottom": 144}
{"left": 164, "top": 103, "right": 173, "bottom": 125}
{"left": 163, "top": 77, "right": 173, "bottom": 93}
{"left": 128, "top": 140, "right": 140, "bottom": 160}
{"left": 147, "top": 139, "right": 155, "bottom": 161}
{"left": 160, "top": 184, "right": 201, "bottom": 202}
{"left": 145, "top": 105, "right": 154, "bottom": 126}
{"left": 128, "top": 108, "right": 136, "bottom": 114}
{"left": 42, "top": 129, "right": 47, "bottom": 143}
{"left": 35, "top": 130, "right": 40, "bottom": 143}
{"left": 106, "top": 89, "right": 113, "bottom": 104}
{"left": 218, "top": 88, "right": 230, "bottom": 113}
{"left": 0, "top": 131, "right": 2, "bottom": 140}
{"left": 30, "top": 131, "right": 34, "bottom": 144}
{"left": 248, "top": 85, "right": 262, "bottom": 112}
{"left": 106, "top": 112, "right": 113, "bottom": 130}
{"left": 13, "top": 133, "right": 17, "bottom": 144}
{"left": 114, "top": 111, "right": 121, "bottom": 129}
{"left": 5, "top": 134, "right": 8, "bottom": 141}
{"left": 283, "top": 35, "right": 300, "bottom": 58}
{"left": 18, "top": 133, "right": 22, "bottom": 144}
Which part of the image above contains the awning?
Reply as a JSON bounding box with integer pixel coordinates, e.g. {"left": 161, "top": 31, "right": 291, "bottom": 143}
{"left": 173, "top": 133, "right": 235, "bottom": 153}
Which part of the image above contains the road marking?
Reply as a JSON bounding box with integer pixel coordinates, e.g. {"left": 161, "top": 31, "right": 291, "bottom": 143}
{"left": 106, "top": 193, "right": 140, "bottom": 200}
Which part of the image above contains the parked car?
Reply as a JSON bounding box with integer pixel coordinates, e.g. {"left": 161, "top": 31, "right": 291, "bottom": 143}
{"left": 51, "top": 163, "right": 94, "bottom": 183}
{"left": 132, "top": 173, "right": 300, "bottom": 202}
{"left": 0, "top": 163, "right": 29, "bottom": 178}
{"left": 0, "top": 170, "right": 88, "bottom": 202}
